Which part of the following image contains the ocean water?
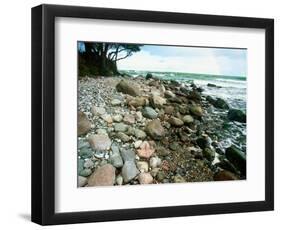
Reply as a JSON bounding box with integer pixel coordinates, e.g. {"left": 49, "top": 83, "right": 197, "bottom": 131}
{"left": 122, "top": 70, "right": 246, "bottom": 112}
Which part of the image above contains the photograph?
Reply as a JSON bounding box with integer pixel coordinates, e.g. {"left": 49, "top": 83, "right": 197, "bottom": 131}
{"left": 77, "top": 42, "right": 247, "bottom": 187}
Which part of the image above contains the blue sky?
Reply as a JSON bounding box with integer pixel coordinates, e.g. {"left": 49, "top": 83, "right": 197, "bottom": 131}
{"left": 118, "top": 45, "right": 247, "bottom": 76}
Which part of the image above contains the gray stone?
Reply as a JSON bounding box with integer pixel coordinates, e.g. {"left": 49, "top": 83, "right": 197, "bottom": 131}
{"left": 123, "top": 114, "right": 135, "bottom": 124}
{"left": 110, "top": 153, "right": 123, "bottom": 168}
{"left": 114, "top": 123, "right": 128, "bottom": 132}
{"left": 149, "top": 156, "right": 162, "bottom": 169}
{"left": 145, "top": 119, "right": 165, "bottom": 140}
{"left": 122, "top": 161, "right": 140, "bottom": 183}
{"left": 134, "top": 129, "right": 147, "bottom": 140}
{"left": 111, "top": 99, "right": 122, "bottom": 106}
{"left": 78, "top": 159, "right": 84, "bottom": 174}
{"left": 112, "top": 114, "right": 123, "bottom": 122}
{"left": 78, "top": 111, "right": 91, "bottom": 136}
{"left": 88, "top": 134, "right": 111, "bottom": 151}
{"left": 91, "top": 106, "right": 106, "bottom": 116}
{"left": 84, "top": 159, "right": 94, "bottom": 168}
{"left": 78, "top": 176, "right": 88, "bottom": 187}
{"left": 116, "top": 132, "right": 131, "bottom": 142}
{"left": 120, "top": 149, "right": 136, "bottom": 162}
{"left": 79, "top": 147, "right": 93, "bottom": 159}
{"left": 142, "top": 107, "right": 158, "bottom": 119}
{"left": 79, "top": 168, "right": 92, "bottom": 177}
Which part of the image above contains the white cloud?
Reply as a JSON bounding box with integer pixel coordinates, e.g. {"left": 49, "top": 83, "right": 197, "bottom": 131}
{"left": 118, "top": 50, "right": 223, "bottom": 75}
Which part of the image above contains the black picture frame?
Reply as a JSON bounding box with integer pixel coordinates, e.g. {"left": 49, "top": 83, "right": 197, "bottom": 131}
{"left": 31, "top": 4, "right": 274, "bottom": 225}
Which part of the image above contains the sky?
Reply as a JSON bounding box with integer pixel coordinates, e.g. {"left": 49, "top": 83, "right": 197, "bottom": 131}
{"left": 117, "top": 45, "right": 247, "bottom": 76}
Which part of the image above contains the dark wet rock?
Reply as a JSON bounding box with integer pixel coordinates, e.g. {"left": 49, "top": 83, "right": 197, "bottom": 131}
{"left": 120, "top": 148, "right": 136, "bottom": 162}
{"left": 88, "top": 164, "right": 116, "bottom": 186}
{"left": 168, "top": 116, "right": 184, "bottom": 127}
{"left": 142, "top": 106, "right": 158, "bottom": 119}
{"left": 203, "top": 148, "right": 215, "bottom": 162}
{"left": 214, "top": 170, "right": 239, "bottom": 181}
{"left": 207, "top": 83, "right": 221, "bottom": 88}
{"left": 196, "top": 136, "right": 210, "bottom": 149}
{"left": 187, "top": 89, "right": 202, "bottom": 101}
{"left": 122, "top": 161, "right": 140, "bottom": 183}
{"left": 228, "top": 109, "right": 246, "bottom": 123}
{"left": 145, "top": 119, "right": 165, "bottom": 140}
{"left": 78, "top": 111, "right": 91, "bottom": 136}
{"left": 216, "top": 157, "right": 240, "bottom": 175}
{"left": 189, "top": 105, "right": 203, "bottom": 117}
{"left": 207, "top": 96, "right": 229, "bottom": 109}
{"left": 146, "top": 73, "right": 153, "bottom": 79}
{"left": 116, "top": 79, "right": 141, "bottom": 96}
{"left": 225, "top": 145, "right": 246, "bottom": 175}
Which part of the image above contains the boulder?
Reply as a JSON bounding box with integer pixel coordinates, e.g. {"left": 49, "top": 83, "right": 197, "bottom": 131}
{"left": 88, "top": 164, "right": 116, "bottom": 186}
{"left": 203, "top": 148, "right": 215, "bottom": 162}
{"left": 146, "top": 73, "right": 153, "bottom": 79}
{"left": 145, "top": 119, "right": 165, "bottom": 140}
{"left": 78, "top": 111, "right": 91, "bottom": 136}
{"left": 122, "top": 161, "right": 140, "bottom": 183}
{"left": 88, "top": 134, "right": 111, "bottom": 151}
{"left": 214, "top": 98, "right": 229, "bottom": 109}
{"left": 116, "top": 79, "right": 141, "bottom": 96}
{"left": 225, "top": 145, "right": 246, "bottom": 175}
{"left": 228, "top": 109, "right": 246, "bottom": 123}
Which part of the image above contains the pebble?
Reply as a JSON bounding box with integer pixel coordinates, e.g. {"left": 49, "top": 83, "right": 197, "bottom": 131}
{"left": 88, "top": 134, "right": 111, "bottom": 151}
{"left": 122, "top": 161, "right": 140, "bottom": 183}
{"left": 123, "top": 114, "right": 135, "bottom": 124}
{"left": 109, "top": 153, "right": 123, "bottom": 168}
{"left": 120, "top": 148, "right": 136, "bottom": 162}
{"left": 138, "top": 172, "right": 153, "bottom": 184}
{"left": 142, "top": 107, "right": 158, "bottom": 119}
{"left": 91, "top": 106, "right": 106, "bottom": 116}
{"left": 137, "top": 161, "right": 149, "bottom": 172}
{"left": 112, "top": 114, "right": 123, "bottom": 122}
{"left": 88, "top": 164, "right": 116, "bottom": 186}
{"left": 79, "top": 168, "right": 92, "bottom": 177}
{"left": 137, "top": 141, "right": 155, "bottom": 159}
{"left": 111, "top": 99, "right": 122, "bottom": 106}
{"left": 149, "top": 156, "right": 162, "bottom": 169}
{"left": 116, "top": 132, "right": 131, "bottom": 142}
{"left": 116, "top": 174, "right": 123, "bottom": 185}
{"left": 84, "top": 159, "right": 94, "bottom": 168}
{"left": 134, "top": 140, "right": 143, "bottom": 149}
{"left": 78, "top": 176, "right": 88, "bottom": 187}
{"left": 134, "top": 129, "right": 147, "bottom": 140}
{"left": 114, "top": 123, "right": 128, "bottom": 132}
{"left": 101, "top": 114, "right": 113, "bottom": 123}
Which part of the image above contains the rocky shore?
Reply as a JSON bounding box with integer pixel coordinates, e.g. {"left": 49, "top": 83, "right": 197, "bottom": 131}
{"left": 77, "top": 74, "right": 246, "bottom": 187}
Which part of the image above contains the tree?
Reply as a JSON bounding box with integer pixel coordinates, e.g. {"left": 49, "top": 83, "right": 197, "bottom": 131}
{"left": 78, "top": 42, "right": 142, "bottom": 76}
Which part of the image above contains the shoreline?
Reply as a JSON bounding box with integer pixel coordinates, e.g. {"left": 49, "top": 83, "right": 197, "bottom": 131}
{"left": 78, "top": 75, "right": 246, "bottom": 187}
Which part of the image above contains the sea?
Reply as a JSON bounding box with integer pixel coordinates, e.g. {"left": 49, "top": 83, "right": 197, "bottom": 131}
{"left": 121, "top": 70, "right": 247, "bottom": 153}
